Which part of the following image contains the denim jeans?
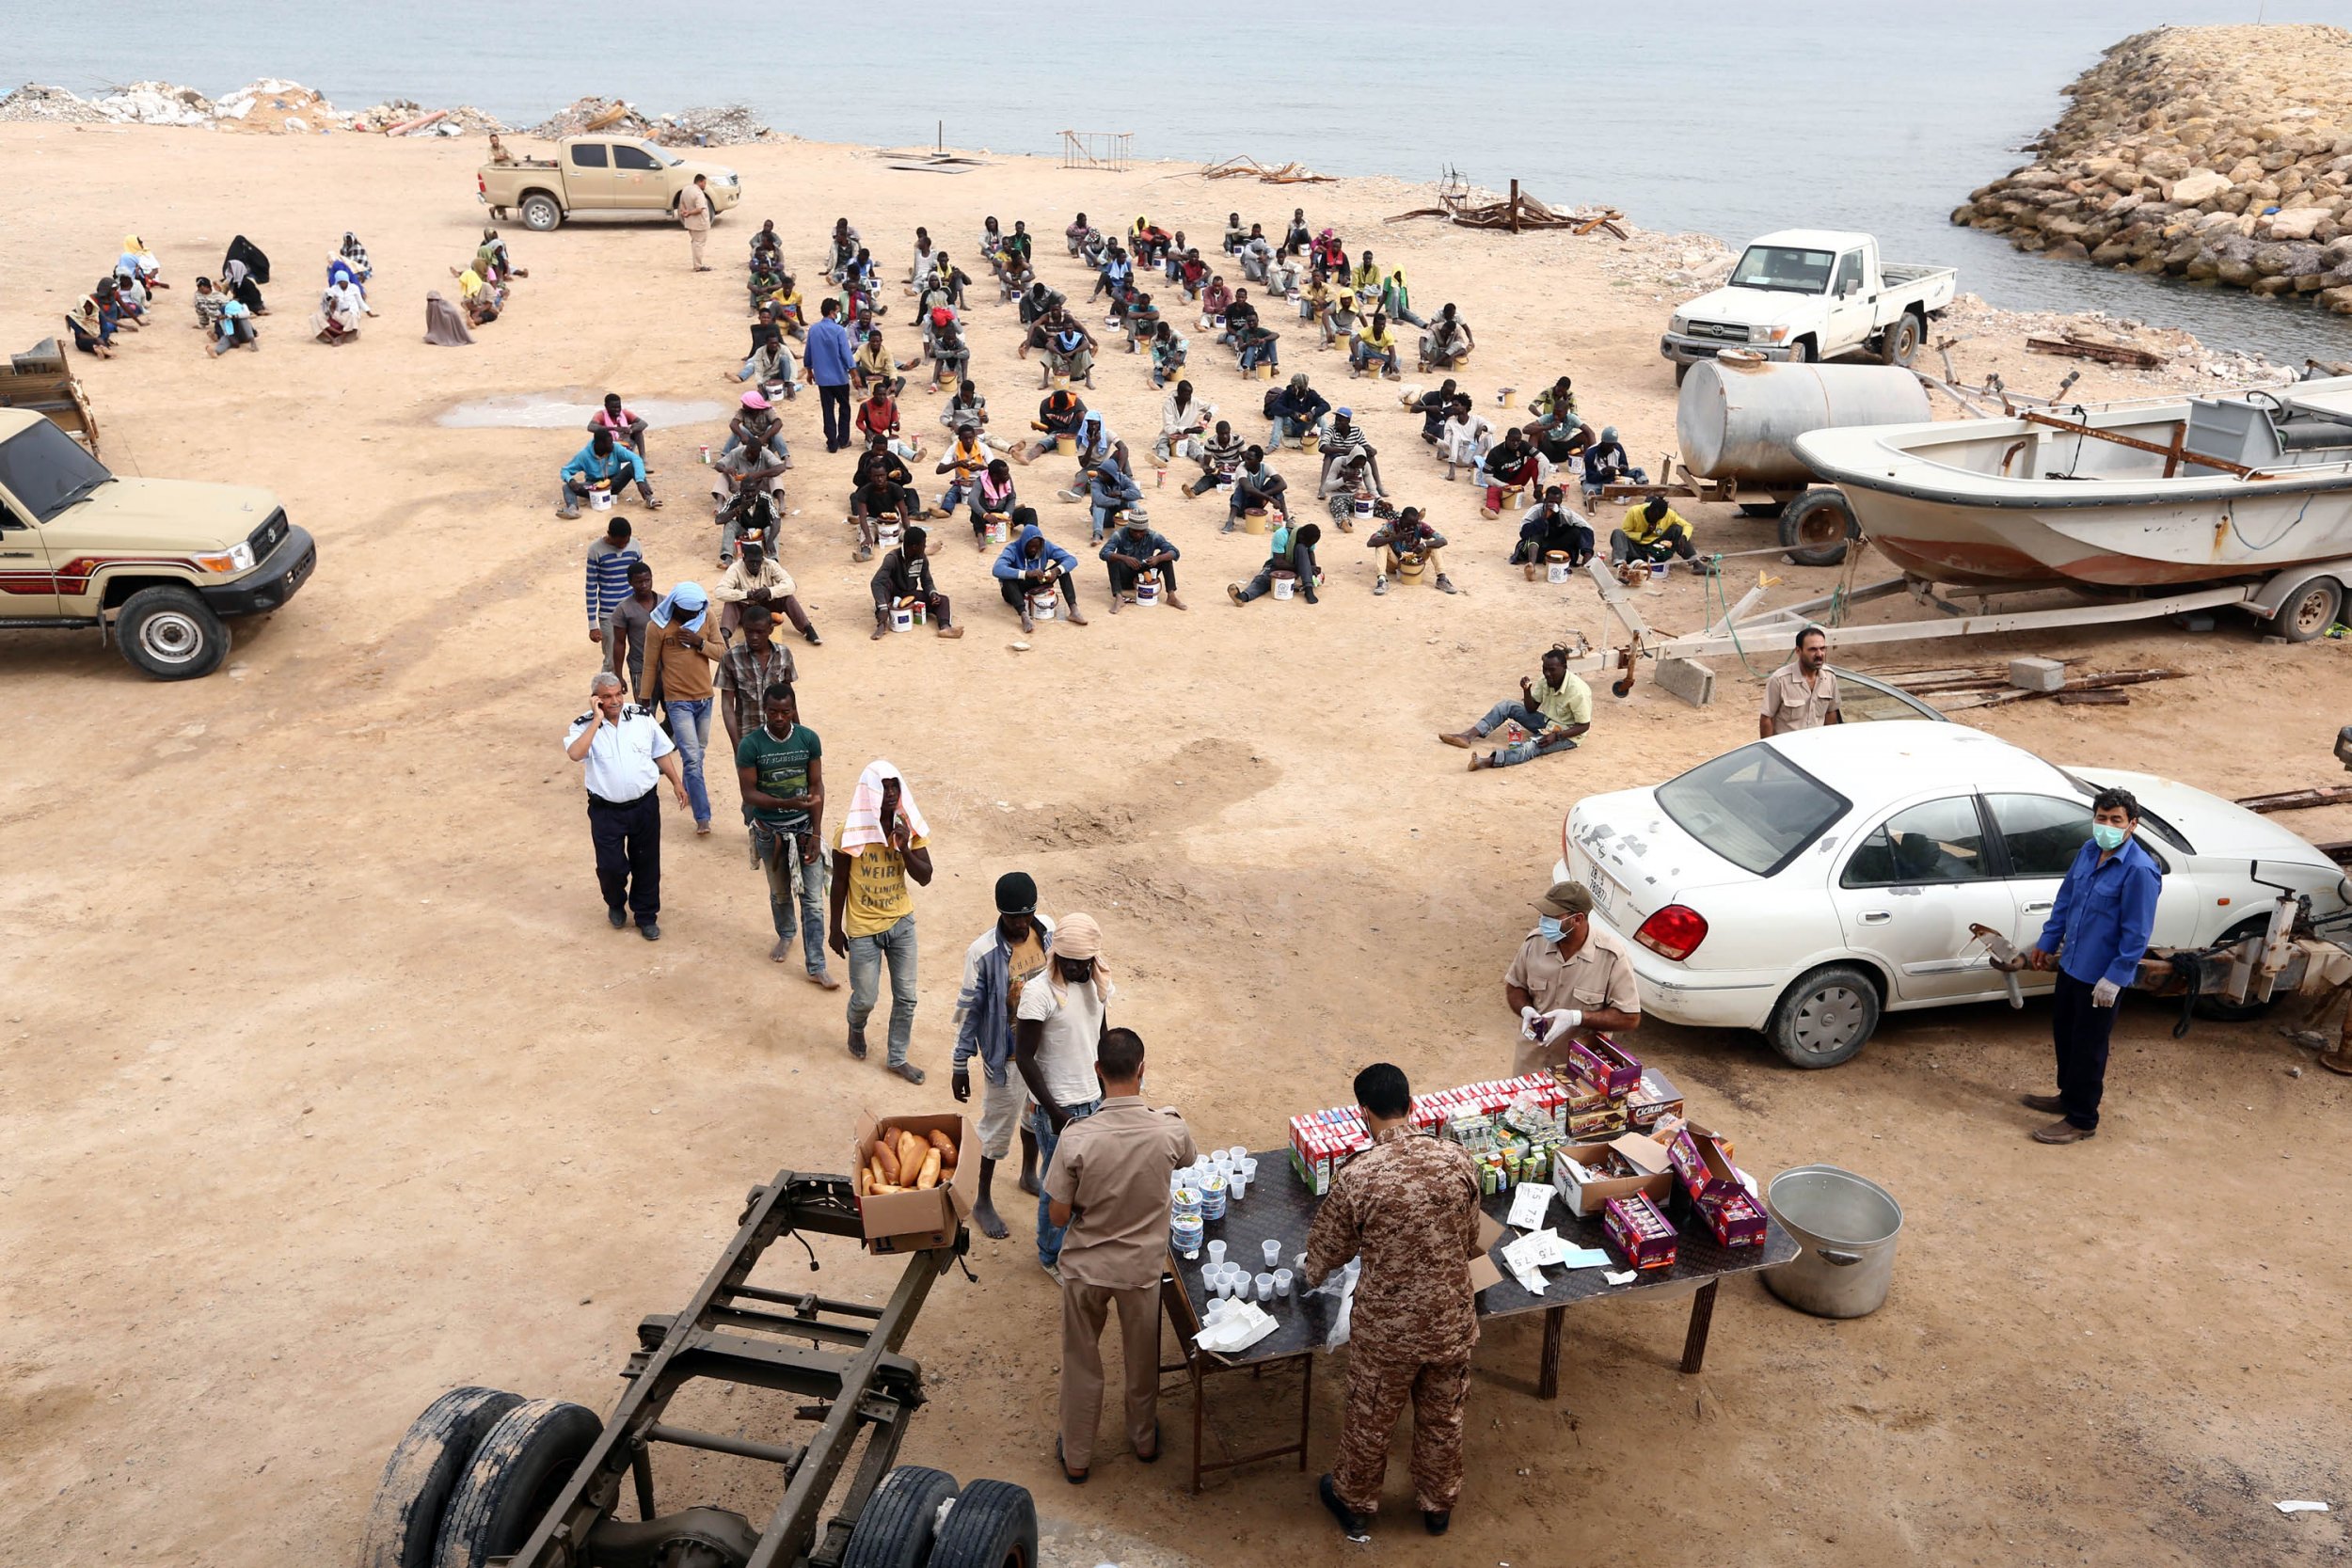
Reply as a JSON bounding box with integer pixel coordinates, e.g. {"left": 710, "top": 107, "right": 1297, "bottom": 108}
{"left": 1034, "top": 1096, "right": 1104, "bottom": 1266}
{"left": 848, "top": 913, "right": 918, "bottom": 1066}
{"left": 760, "top": 831, "right": 829, "bottom": 974}
{"left": 1238, "top": 341, "right": 1278, "bottom": 372}
{"left": 665, "top": 698, "right": 713, "bottom": 825}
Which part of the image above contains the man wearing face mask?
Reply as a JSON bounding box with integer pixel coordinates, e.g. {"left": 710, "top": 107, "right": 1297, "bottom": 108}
{"left": 1502, "top": 881, "right": 1641, "bottom": 1075}
{"left": 1014, "top": 911, "right": 1114, "bottom": 1277}
{"left": 2019, "top": 787, "right": 2158, "bottom": 1145}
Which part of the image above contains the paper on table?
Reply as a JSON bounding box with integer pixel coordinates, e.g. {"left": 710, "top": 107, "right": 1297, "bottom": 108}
{"left": 1507, "top": 1181, "right": 1553, "bottom": 1230}
{"left": 1559, "top": 1245, "right": 1613, "bottom": 1270}
{"left": 1603, "top": 1269, "right": 1637, "bottom": 1286}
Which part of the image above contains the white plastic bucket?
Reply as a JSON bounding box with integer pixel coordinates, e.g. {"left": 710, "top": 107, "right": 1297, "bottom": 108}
{"left": 1134, "top": 572, "right": 1161, "bottom": 607}
{"left": 1270, "top": 571, "right": 1296, "bottom": 600}
{"left": 982, "top": 515, "right": 1008, "bottom": 546}
{"left": 876, "top": 522, "right": 902, "bottom": 550}
{"left": 888, "top": 604, "right": 914, "bottom": 633}
{"left": 1351, "top": 496, "right": 1374, "bottom": 521}
{"left": 1028, "top": 588, "right": 1057, "bottom": 621}
{"left": 1547, "top": 551, "right": 1572, "bottom": 584}
{"left": 589, "top": 488, "right": 613, "bottom": 511}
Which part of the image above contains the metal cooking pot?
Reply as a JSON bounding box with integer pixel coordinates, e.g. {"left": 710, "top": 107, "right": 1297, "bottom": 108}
{"left": 1762, "top": 1164, "right": 1902, "bottom": 1320}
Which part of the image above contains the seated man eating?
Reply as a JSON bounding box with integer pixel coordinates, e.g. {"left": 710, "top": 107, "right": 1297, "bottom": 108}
{"left": 1098, "top": 509, "right": 1185, "bottom": 612}
{"left": 868, "top": 524, "right": 965, "bottom": 641}
{"left": 991, "top": 512, "right": 1090, "bottom": 632}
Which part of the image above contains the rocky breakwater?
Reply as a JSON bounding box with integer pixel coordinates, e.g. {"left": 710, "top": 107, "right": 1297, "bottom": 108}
{"left": 1951, "top": 24, "right": 2352, "bottom": 314}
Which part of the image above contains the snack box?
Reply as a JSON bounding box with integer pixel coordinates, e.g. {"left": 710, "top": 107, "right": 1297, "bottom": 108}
{"left": 1602, "top": 1192, "right": 1678, "bottom": 1272}
{"left": 1552, "top": 1132, "right": 1674, "bottom": 1217}
{"left": 1665, "top": 1123, "right": 1742, "bottom": 1207}
{"left": 1697, "top": 1189, "right": 1770, "bottom": 1249}
{"left": 852, "top": 1111, "right": 974, "bottom": 1254}
{"left": 1563, "top": 1033, "right": 1644, "bottom": 1100}
{"left": 1565, "top": 1103, "right": 1629, "bottom": 1141}
{"left": 1624, "top": 1069, "right": 1683, "bottom": 1133}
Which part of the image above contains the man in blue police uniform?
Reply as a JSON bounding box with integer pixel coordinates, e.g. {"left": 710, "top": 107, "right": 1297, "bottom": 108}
{"left": 564, "top": 671, "right": 689, "bottom": 940}
{"left": 2022, "top": 786, "right": 2160, "bottom": 1145}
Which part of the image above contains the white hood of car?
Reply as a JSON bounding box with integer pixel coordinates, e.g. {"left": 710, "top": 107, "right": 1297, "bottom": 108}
{"left": 1676, "top": 285, "right": 1814, "bottom": 327}
{"left": 2074, "top": 768, "right": 2343, "bottom": 877}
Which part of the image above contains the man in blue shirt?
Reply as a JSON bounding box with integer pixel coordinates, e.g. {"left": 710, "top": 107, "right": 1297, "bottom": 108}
{"left": 557, "top": 431, "right": 660, "bottom": 519}
{"left": 2023, "top": 787, "right": 2160, "bottom": 1144}
{"left": 804, "top": 296, "right": 857, "bottom": 452}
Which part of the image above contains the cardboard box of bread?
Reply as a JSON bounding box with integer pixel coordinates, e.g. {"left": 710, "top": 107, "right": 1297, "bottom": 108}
{"left": 852, "top": 1111, "right": 975, "bottom": 1252}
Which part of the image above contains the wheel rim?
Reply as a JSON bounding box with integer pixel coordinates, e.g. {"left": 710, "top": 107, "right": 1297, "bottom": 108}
{"left": 1791, "top": 986, "right": 1866, "bottom": 1055}
{"left": 2293, "top": 585, "right": 2337, "bottom": 636}
{"left": 1796, "top": 506, "right": 1847, "bottom": 549}
{"left": 139, "top": 610, "right": 205, "bottom": 664}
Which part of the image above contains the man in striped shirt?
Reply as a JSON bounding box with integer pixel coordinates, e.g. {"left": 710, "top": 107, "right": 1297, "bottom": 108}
{"left": 585, "top": 517, "right": 643, "bottom": 655}
{"left": 1180, "top": 420, "right": 1244, "bottom": 499}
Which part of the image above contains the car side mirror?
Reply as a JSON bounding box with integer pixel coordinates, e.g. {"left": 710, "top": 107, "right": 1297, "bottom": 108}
{"left": 1840, "top": 279, "right": 1862, "bottom": 298}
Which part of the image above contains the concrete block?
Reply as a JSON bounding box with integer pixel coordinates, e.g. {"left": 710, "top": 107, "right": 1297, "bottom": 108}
{"left": 1655, "top": 656, "right": 1716, "bottom": 708}
{"left": 2009, "top": 657, "right": 2066, "bottom": 692}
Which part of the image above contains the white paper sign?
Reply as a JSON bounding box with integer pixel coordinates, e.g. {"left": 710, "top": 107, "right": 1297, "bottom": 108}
{"left": 1507, "top": 1182, "right": 1553, "bottom": 1230}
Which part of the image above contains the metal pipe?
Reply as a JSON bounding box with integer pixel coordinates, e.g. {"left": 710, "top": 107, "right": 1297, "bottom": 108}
{"left": 645, "top": 1423, "right": 805, "bottom": 1468}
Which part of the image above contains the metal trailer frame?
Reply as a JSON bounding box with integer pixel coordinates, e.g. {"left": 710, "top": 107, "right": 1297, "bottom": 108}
{"left": 500, "top": 1170, "right": 963, "bottom": 1568}
{"left": 1563, "top": 554, "right": 2352, "bottom": 695}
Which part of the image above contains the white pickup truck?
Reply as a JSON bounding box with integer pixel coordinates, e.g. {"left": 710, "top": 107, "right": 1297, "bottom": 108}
{"left": 1661, "top": 230, "right": 1957, "bottom": 382}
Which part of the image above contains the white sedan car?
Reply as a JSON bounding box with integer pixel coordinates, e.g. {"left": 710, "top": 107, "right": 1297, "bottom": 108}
{"left": 1554, "top": 723, "right": 2350, "bottom": 1067}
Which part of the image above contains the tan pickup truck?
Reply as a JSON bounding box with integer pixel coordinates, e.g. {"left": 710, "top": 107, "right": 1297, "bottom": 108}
{"left": 0, "top": 409, "right": 314, "bottom": 679}
{"left": 478, "top": 136, "right": 743, "bottom": 232}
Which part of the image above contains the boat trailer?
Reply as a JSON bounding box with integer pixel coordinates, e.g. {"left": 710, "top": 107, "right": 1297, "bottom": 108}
{"left": 358, "top": 1170, "right": 1035, "bottom": 1568}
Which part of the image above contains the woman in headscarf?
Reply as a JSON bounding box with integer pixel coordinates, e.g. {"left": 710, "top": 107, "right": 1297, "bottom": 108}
{"left": 66, "top": 293, "right": 116, "bottom": 357}
{"left": 1381, "top": 268, "right": 1425, "bottom": 328}
{"left": 222, "top": 234, "right": 271, "bottom": 286}
{"left": 311, "top": 275, "right": 362, "bottom": 345}
{"left": 423, "top": 291, "right": 473, "bottom": 347}
{"left": 475, "top": 228, "right": 526, "bottom": 282}
{"left": 338, "top": 231, "right": 373, "bottom": 283}
{"left": 117, "top": 235, "right": 167, "bottom": 291}
{"left": 328, "top": 248, "right": 378, "bottom": 316}
{"left": 828, "top": 760, "right": 934, "bottom": 1085}
{"left": 222, "top": 257, "right": 266, "bottom": 315}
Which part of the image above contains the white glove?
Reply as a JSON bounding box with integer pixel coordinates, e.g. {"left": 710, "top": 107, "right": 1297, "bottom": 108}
{"left": 1518, "top": 1005, "right": 1542, "bottom": 1039}
{"left": 2090, "top": 978, "right": 2120, "bottom": 1009}
{"left": 1540, "top": 1008, "right": 1584, "bottom": 1045}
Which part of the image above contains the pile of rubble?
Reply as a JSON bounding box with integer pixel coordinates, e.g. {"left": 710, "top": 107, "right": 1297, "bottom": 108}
{"left": 0, "top": 76, "right": 513, "bottom": 136}
{"left": 348, "top": 99, "right": 509, "bottom": 135}
{"left": 527, "top": 95, "right": 771, "bottom": 146}
{"left": 213, "top": 78, "right": 342, "bottom": 134}
{"left": 0, "top": 84, "right": 111, "bottom": 123}
{"left": 1952, "top": 24, "right": 2352, "bottom": 314}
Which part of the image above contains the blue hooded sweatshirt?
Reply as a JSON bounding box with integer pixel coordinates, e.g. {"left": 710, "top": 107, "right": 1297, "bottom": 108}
{"left": 993, "top": 522, "right": 1076, "bottom": 581}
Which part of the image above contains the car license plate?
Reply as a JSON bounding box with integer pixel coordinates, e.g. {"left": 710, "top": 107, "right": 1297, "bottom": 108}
{"left": 1587, "top": 869, "right": 1625, "bottom": 921}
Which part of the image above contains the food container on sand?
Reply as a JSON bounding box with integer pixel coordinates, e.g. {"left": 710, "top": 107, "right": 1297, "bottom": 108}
{"left": 590, "top": 488, "right": 613, "bottom": 511}
{"left": 1027, "top": 588, "right": 1057, "bottom": 622}
{"left": 1763, "top": 1164, "right": 1902, "bottom": 1320}
{"left": 1270, "top": 571, "right": 1296, "bottom": 600}
{"left": 1242, "top": 509, "right": 1270, "bottom": 536}
{"left": 1546, "top": 551, "right": 1572, "bottom": 584}
{"left": 1056, "top": 435, "right": 1076, "bottom": 456}
{"left": 1134, "top": 571, "right": 1162, "bottom": 606}
{"left": 888, "top": 604, "right": 914, "bottom": 633}
{"left": 1351, "top": 496, "right": 1375, "bottom": 521}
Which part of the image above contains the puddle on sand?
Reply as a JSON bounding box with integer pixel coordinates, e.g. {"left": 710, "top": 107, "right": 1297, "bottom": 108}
{"left": 437, "top": 391, "right": 728, "bottom": 431}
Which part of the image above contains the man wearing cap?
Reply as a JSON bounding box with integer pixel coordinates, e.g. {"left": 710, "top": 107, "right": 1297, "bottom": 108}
{"left": 1015, "top": 911, "right": 1114, "bottom": 1275}
{"left": 1265, "top": 373, "right": 1330, "bottom": 451}
{"left": 1758, "top": 626, "right": 1842, "bottom": 737}
{"left": 1504, "top": 881, "right": 1642, "bottom": 1074}
{"left": 1317, "top": 408, "right": 1385, "bottom": 499}
{"left": 564, "top": 673, "right": 689, "bottom": 941}
{"left": 1099, "top": 513, "right": 1184, "bottom": 612}
{"left": 1045, "top": 1027, "right": 1197, "bottom": 1481}
{"left": 953, "top": 873, "right": 1056, "bottom": 1240}
{"left": 1306, "top": 1061, "right": 1483, "bottom": 1543}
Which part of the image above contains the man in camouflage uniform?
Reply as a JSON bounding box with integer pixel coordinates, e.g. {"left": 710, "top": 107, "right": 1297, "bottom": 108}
{"left": 1304, "top": 1061, "right": 1484, "bottom": 1539}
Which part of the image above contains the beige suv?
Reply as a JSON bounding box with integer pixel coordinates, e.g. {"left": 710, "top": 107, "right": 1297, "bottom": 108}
{"left": 0, "top": 410, "right": 315, "bottom": 679}
{"left": 478, "top": 136, "right": 742, "bottom": 232}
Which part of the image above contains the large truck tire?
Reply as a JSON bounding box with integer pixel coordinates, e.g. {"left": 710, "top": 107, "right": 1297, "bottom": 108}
{"left": 358, "top": 1387, "right": 525, "bottom": 1568}
{"left": 1779, "top": 488, "right": 1858, "bottom": 567}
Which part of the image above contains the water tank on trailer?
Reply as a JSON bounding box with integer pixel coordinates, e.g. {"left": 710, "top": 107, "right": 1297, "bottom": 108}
{"left": 1677, "top": 356, "right": 1931, "bottom": 483}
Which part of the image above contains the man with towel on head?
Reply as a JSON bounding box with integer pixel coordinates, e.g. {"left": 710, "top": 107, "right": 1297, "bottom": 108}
{"left": 828, "top": 763, "right": 933, "bottom": 1085}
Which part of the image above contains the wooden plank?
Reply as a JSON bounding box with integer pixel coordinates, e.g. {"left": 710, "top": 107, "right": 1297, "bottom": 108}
{"left": 2054, "top": 689, "right": 2131, "bottom": 705}
{"left": 2233, "top": 784, "right": 2352, "bottom": 814}
{"left": 2019, "top": 409, "right": 2256, "bottom": 478}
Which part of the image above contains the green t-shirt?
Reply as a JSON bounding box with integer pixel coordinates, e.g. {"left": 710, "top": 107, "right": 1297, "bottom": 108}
{"left": 736, "top": 723, "right": 821, "bottom": 830}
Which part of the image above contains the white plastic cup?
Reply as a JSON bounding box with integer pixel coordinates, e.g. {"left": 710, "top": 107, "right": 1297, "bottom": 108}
{"left": 1262, "top": 1239, "right": 1281, "bottom": 1268}
{"left": 1230, "top": 1172, "right": 1248, "bottom": 1202}
{"left": 1241, "top": 1158, "right": 1259, "bottom": 1182}
{"left": 1255, "top": 1273, "right": 1275, "bottom": 1304}
{"left": 1207, "top": 1240, "right": 1228, "bottom": 1268}
{"left": 1229, "top": 1146, "right": 1248, "bottom": 1164}
{"left": 1275, "top": 1268, "right": 1294, "bottom": 1298}
{"left": 1213, "top": 1271, "right": 1233, "bottom": 1299}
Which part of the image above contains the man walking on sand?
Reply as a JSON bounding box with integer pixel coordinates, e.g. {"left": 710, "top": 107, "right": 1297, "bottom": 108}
{"left": 829, "top": 762, "right": 932, "bottom": 1085}
{"left": 680, "top": 175, "right": 714, "bottom": 272}
{"left": 565, "top": 672, "right": 689, "bottom": 942}
{"left": 953, "top": 872, "right": 1054, "bottom": 1240}
{"left": 736, "top": 682, "right": 838, "bottom": 988}
{"left": 807, "top": 298, "right": 856, "bottom": 453}
{"left": 1046, "top": 1027, "right": 1196, "bottom": 1481}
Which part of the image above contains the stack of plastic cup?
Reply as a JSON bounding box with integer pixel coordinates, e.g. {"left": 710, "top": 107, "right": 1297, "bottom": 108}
{"left": 1274, "top": 1267, "right": 1294, "bottom": 1298}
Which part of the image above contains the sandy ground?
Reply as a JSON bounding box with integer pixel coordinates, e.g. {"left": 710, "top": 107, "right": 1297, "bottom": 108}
{"left": 3, "top": 127, "right": 2350, "bottom": 1568}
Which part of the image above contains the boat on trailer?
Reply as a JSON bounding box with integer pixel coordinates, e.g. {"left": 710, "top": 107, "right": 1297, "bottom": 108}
{"left": 1795, "top": 376, "right": 2352, "bottom": 592}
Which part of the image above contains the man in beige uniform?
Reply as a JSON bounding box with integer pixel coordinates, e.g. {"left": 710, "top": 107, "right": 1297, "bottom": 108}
{"left": 679, "top": 174, "right": 714, "bottom": 272}
{"left": 1758, "top": 624, "right": 1841, "bottom": 737}
{"left": 1502, "top": 881, "right": 1641, "bottom": 1073}
{"left": 1044, "top": 1026, "right": 1197, "bottom": 1481}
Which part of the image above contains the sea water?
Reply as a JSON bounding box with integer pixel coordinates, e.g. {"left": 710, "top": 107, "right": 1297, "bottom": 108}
{"left": 18, "top": 0, "right": 2352, "bottom": 361}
